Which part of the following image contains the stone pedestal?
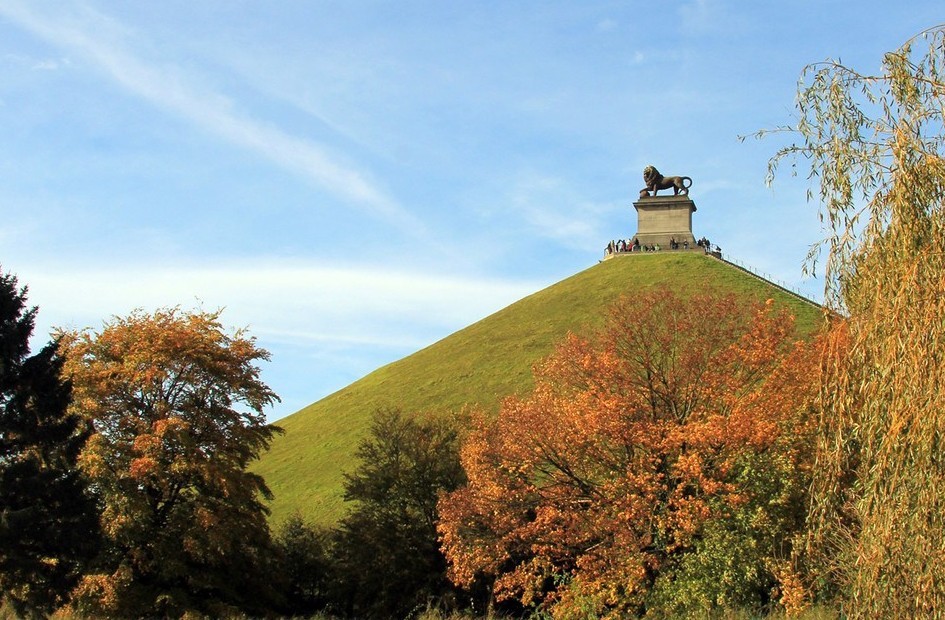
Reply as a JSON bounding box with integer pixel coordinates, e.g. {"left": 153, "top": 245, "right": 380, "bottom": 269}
{"left": 632, "top": 195, "right": 697, "bottom": 248}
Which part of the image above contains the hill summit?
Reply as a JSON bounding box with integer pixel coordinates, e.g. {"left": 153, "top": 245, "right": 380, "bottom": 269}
{"left": 254, "top": 252, "right": 822, "bottom": 525}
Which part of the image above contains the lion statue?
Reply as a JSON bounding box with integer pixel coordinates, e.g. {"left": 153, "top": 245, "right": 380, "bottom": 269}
{"left": 640, "top": 165, "right": 692, "bottom": 197}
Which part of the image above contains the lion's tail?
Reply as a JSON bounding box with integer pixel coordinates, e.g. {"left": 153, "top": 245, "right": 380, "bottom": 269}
{"left": 682, "top": 176, "right": 693, "bottom": 188}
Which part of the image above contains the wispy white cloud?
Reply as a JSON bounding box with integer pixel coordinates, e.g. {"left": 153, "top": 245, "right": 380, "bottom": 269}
{"left": 677, "top": 0, "right": 744, "bottom": 38}
{"left": 32, "top": 58, "right": 67, "bottom": 70}
{"left": 13, "top": 257, "right": 546, "bottom": 420}
{"left": 0, "top": 2, "right": 425, "bottom": 234}
{"left": 678, "top": 0, "right": 713, "bottom": 34}
{"left": 507, "top": 174, "right": 616, "bottom": 250}
{"left": 21, "top": 259, "right": 543, "bottom": 348}
{"left": 0, "top": 51, "right": 66, "bottom": 71}
{"left": 596, "top": 18, "right": 618, "bottom": 33}
{"left": 2, "top": 52, "right": 68, "bottom": 71}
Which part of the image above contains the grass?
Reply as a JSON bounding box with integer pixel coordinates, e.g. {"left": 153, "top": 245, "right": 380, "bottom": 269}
{"left": 254, "top": 252, "right": 824, "bottom": 526}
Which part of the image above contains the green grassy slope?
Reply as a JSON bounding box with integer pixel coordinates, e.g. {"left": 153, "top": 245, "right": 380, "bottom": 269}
{"left": 256, "top": 253, "right": 823, "bottom": 526}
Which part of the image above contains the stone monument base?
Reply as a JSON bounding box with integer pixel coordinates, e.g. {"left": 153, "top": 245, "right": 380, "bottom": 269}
{"left": 632, "top": 195, "right": 697, "bottom": 248}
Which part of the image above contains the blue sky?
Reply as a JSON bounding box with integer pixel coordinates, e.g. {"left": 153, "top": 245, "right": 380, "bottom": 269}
{"left": 2, "top": 2, "right": 941, "bottom": 420}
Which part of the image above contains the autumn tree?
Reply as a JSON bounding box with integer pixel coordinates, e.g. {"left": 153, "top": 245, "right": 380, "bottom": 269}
{"left": 759, "top": 25, "right": 945, "bottom": 617}
{"left": 438, "top": 289, "right": 822, "bottom": 618}
{"left": 59, "top": 307, "right": 283, "bottom": 618}
{"left": 0, "top": 270, "right": 99, "bottom": 615}
{"left": 329, "top": 407, "right": 468, "bottom": 618}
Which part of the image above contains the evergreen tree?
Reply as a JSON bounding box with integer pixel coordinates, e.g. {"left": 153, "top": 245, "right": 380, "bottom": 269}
{"left": 0, "top": 270, "right": 99, "bottom": 615}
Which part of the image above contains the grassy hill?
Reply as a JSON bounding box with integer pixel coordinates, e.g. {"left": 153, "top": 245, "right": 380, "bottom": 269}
{"left": 255, "top": 252, "right": 823, "bottom": 526}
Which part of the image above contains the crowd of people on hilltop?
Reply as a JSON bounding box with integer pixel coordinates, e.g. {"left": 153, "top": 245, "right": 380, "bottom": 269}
{"left": 695, "top": 237, "right": 716, "bottom": 252}
{"left": 605, "top": 236, "right": 721, "bottom": 256}
{"left": 607, "top": 238, "right": 643, "bottom": 253}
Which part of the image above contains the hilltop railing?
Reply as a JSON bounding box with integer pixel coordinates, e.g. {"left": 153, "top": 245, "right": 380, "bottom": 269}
{"left": 708, "top": 253, "right": 821, "bottom": 308}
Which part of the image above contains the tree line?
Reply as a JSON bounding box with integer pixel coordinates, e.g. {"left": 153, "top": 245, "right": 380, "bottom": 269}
{"left": 0, "top": 269, "right": 468, "bottom": 617}
{"left": 0, "top": 267, "right": 828, "bottom": 618}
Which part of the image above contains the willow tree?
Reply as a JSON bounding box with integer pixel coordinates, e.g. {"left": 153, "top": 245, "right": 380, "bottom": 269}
{"left": 760, "top": 25, "right": 945, "bottom": 617}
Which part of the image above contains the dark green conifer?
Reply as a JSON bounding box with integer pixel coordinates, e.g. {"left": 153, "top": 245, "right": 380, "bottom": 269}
{"left": 0, "top": 270, "right": 98, "bottom": 615}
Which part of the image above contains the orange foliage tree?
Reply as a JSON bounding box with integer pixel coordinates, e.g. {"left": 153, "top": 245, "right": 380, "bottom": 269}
{"left": 58, "top": 307, "right": 283, "bottom": 617}
{"left": 438, "top": 288, "right": 823, "bottom": 617}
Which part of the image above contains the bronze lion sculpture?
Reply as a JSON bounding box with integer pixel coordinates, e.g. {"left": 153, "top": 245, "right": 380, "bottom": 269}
{"left": 640, "top": 165, "right": 692, "bottom": 197}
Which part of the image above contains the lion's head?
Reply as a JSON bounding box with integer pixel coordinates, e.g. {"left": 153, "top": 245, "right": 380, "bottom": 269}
{"left": 643, "top": 165, "right": 662, "bottom": 185}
